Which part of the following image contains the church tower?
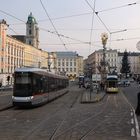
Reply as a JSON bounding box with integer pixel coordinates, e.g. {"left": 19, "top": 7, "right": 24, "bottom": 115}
{"left": 26, "top": 12, "right": 39, "bottom": 48}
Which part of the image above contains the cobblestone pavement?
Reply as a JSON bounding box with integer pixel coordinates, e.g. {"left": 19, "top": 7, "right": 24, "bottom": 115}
{"left": 0, "top": 85, "right": 138, "bottom": 140}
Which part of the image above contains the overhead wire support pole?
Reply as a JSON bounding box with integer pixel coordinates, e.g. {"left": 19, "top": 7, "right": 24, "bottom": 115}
{"left": 39, "top": 0, "right": 67, "bottom": 50}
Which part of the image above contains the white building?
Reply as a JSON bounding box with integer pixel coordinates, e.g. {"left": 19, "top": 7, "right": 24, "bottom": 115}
{"left": 56, "top": 51, "right": 83, "bottom": 80}
{"left": 87, "top": 49, "right": 118, "bottom": 74}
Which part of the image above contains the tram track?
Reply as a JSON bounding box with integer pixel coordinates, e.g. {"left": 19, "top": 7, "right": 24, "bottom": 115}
{"left": 53, "top": 93, "right": 134, "bottom": 140}
{"left": 78, "top": 110, "right": 130, "bottom": 140}
{"left": 77, "top": 93, "right": 136, "bottom": 140}
{"left": 21, "top": 87, "right": 82, "bottom": 140}
{"left": 21, "top": 91, "right": 108, "bottom": 140}
{"left": 53, "top": 95, "right": 110, "bottom": 139}
{"left": 48, "top": 92, "right": 82, "bottom": 140}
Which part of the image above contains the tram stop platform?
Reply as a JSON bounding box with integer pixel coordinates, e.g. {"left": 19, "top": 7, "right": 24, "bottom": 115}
{"left": 80, "top": 88, "right": 106, "bottom": 103}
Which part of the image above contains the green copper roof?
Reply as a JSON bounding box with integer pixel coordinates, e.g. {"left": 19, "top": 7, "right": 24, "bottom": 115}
{"left": 27, "top": 12, "right": 37, "bottom": 24}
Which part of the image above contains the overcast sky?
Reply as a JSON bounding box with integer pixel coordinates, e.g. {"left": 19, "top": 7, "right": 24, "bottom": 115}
{"left": 0, "top": 0, "right": 140, "bottom": 58}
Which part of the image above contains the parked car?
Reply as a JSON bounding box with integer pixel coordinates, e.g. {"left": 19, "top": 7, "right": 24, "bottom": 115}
{"left": 124, "top": 80, "right": 130, "bottom": 86}
{"left": 118, "top": 80, "right": 130, "bottom": 87}
{"left": 118, "top": 81, "right": 123, "bottom": 86}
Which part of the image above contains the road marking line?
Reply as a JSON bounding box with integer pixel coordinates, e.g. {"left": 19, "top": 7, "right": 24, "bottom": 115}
{"left": 120, "top": 90, "right": 140, "bottom": 139}
{"left": 131, "top": 112, "right": 133, "bottom": 116}
{"left": 131, "top": 118, "right": 134, "bottom": 124}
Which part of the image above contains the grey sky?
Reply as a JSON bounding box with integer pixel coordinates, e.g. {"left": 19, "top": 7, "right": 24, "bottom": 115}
{"left": 0, "top": 0, "right": 140, "bottom": 58}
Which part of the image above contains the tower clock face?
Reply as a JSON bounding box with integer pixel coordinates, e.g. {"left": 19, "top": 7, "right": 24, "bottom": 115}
{"left": 136, "top": 41, "right": 140, "bottom": 51}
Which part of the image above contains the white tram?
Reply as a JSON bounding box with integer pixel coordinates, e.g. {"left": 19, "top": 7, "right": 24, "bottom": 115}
{"left": 12, "top": 67, "right": 69, "bottom": 107}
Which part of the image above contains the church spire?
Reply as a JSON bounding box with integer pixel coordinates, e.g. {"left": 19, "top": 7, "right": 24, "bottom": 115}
{"left": 26, "top": 12, "right": 39, "bottom": 48}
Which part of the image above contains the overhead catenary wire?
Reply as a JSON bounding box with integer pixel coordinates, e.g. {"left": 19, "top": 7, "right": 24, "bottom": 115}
{"left": 38, "top": 12, "right": 92, "bottom": 22}
{"left": 91, "top": 36, "right": 140, "bottom": 44}
{"left": 0, "top": 9, "right": 91, "bottom": 47}
{"left": 0, "top": 2, "right": 139, "bottom": 53}
{"left": 89, "top": 0, "right": 96, "bottom": 54}
{"left": 5, "top": 2, "right": 138, "bottom": 24}
{"left": 0, "top": 9, "right": 25, "bottom": 23}
{"left": 8, "top": 27, "right": 19, "bottom": 35}
{"left": 39, "top": 0, "right": 67, "bottom": 50}
{"left": 96, "top": 2, "right": 137, "bottom": 13}
{"left": 85, "top": 0, "right": 111, "bottom": 34}
{"left": 40, "top": 27, "right": 90, "bottom": 44}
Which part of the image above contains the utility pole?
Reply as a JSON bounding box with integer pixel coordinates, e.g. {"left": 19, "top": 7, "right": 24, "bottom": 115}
{"left": 101, "top": 33, "right": 108, "bottom": 88}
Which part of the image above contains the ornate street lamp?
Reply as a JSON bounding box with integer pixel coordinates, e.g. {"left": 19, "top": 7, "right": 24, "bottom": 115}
{"left": 101, "top": 32, "right": 108, "bottom": 46}
{"left": 101, "top": 33, "right": 108, "bottom": 86}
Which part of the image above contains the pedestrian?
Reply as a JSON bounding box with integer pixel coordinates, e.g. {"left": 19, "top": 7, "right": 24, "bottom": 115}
{"left": 135, "top": 92, "right": 140, "bottom": 116}
{"left": 79, "top": 81, "right": 82, "bottom": 88}
{"left": 85, "top": 81, "right": 88, "bottom": 89}
{"left": 100, "top": 82, "right": 103, "bottom": 90}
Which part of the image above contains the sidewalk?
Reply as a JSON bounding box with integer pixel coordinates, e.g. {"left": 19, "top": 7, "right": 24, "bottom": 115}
{"left": 80, "top": 88, "right": 106, "bottom": 103}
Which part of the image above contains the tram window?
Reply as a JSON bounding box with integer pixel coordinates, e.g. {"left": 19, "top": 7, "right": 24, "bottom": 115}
{"left": 108, "top": 81, "right": 117, "bottom": 87}
{"left": 15, "top": 73, "right": 31, "bottom": 84}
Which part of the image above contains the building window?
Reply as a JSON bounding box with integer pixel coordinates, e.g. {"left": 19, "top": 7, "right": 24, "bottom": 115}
{"left": 11, "top": 47, "right": 13, "bottom": 55}
{"left": 62, "top": 62, "right": 64, "bottom": 66}
{"left": 29, "top": 40, "right": 32, "bottom": 45}
{"left": 1, "top": 69, "right": 3, "bottom": 73}
{"left": 66, "top": 62, "right": 68, "bottom": 66}
{"left": 8, "top": 57, "right": 10, "bottom": 64}
{"left": 29, "top": 29, "right": 32, "bottom": 35}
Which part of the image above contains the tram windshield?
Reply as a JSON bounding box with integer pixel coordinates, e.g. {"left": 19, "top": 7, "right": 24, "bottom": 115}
{"left": 15, "top": 72, "right": 31, "bottom": 84}
{"left": 106, "top": 75, "right": 118, "bottom": 88}
{"left": 108, "top": 80, "right": 117, "bottom": 87}
{"left": 14, "top": 72, "right": 32, "bottom": 96}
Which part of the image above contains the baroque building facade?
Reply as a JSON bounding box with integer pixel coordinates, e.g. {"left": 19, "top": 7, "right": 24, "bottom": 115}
{"left": 0, "top": 16, "right": 49, "bottom": 86}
